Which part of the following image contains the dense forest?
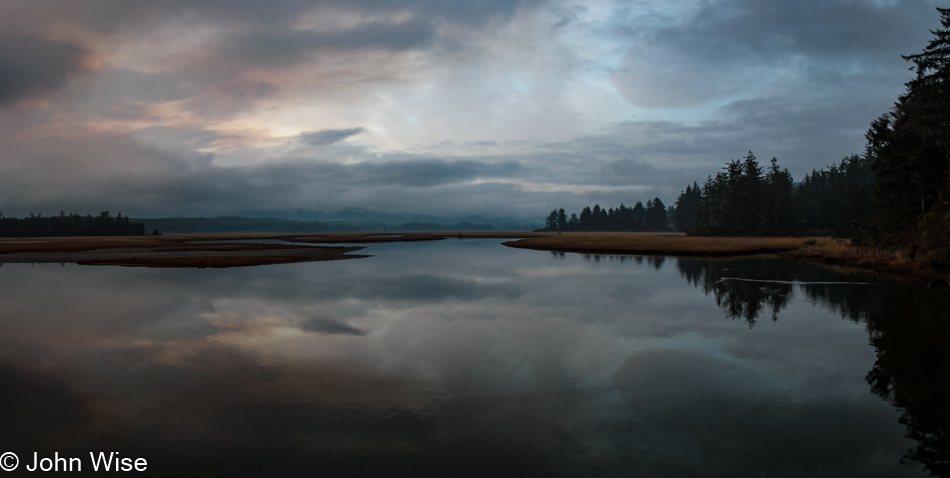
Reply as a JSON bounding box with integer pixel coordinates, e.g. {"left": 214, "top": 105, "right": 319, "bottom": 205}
{"left": 544, "top": 7, "right": 950, "bottom": 266}
{"left": 671, "top": 152, "right": 874, "bottom": 239}
{"left": 0, "top": 211, "right": 148, "bottom": 237}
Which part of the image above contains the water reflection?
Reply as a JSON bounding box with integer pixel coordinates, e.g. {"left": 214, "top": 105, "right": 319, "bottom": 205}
{"left": 578, "top": 254, "right": 665, "bottom": 269}
{"left": 684, "top": 256, "right": 950, "bottom": 475}
{"left": 0, "top": 241, "right": 944, "bottom": 476}
{"left": 676, "top": 257, "right": 878, "bottom": 327}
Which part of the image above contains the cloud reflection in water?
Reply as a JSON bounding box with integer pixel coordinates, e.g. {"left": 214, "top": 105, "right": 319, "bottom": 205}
{"left": 0, "top": 240, "right": 936, "bottom": 477}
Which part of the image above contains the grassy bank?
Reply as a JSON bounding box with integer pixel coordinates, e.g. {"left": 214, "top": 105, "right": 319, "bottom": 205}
{"left": 502, "top": 232, "right": 949, "bottom": 282}
{"left": 501, "top": 232, "right": 809, "bottom": 256}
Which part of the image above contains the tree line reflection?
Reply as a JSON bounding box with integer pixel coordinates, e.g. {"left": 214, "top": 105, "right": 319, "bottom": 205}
{"left": 674, "top": 256, "right": 950, "bottom": 476}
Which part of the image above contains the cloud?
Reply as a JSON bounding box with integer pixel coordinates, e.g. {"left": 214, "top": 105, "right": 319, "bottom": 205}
{"left": 0, "top": 34, "right": 88, "bottom": 105}
{"left": 0, "top": 125, "right": 537, "bottom": 216}
{"left": 131, "top": 126, "right": 222, "bottom": 148}
{"left": 610, "top": 0, "right": 938, "bottom": 109}
{"left": 0, "top": 0, "right": 943, "bottom": 220}
{"left": 0, "top": 0, "right": 534, "bottom": 33}
{"left": 300, "top": 317, "right": 366, "bottom": 335}
{"left": 352, "top": 158, "right": 524, "bottom": 187}
{"left": 223, "top": 18, "right": 436, "bottom": 67}
{"left": 0, "top": 105, "right": 879, "bottom": 219}
{"left": 301, "top": 128, "right": 367, "bottom": 145}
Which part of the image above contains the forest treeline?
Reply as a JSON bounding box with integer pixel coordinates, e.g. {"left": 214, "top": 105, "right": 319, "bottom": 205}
{"left": 670, "top": 152, "right": 874, "bottom": 239}
{"left": 0, "top": 211, "right": 148, "bottom": 237}
{"left": 544, "top": 8, "right": 950, "bottom": 266}
{"left": 542, "top": 153, "right": 866, "bottom": 237}
{"left": 542, "top": 199, "right": 672, "bottom": 232}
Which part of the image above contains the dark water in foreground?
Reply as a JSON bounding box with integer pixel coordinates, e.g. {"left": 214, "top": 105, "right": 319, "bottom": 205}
{"left": 1, "top": 239, "right": 948, "bottom": 477}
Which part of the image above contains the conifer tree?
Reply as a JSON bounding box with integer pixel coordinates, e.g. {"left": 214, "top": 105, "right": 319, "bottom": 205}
{"left": 579, "top": 206, "right": 593, "bottom": 231}
{"left": 674, "top": 182, "right": 702, "bottom": 232}
{"left": 869, "top": 7, "right": 950, "bottom": 257}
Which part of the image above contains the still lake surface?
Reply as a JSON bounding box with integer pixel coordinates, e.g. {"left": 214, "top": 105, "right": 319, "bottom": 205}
{"left": 1, "top": 239, "right": 948, "bottom": 477}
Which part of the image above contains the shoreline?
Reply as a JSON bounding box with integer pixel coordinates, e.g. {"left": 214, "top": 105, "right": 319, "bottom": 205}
{"left": 500, "top": 232, "right": 949, "bottom": 284}
{"left": 0, "top": 232, "right": 541, "bottom": 268}
{"left": 0, "top": 232, "right": 946, "bottom": 283}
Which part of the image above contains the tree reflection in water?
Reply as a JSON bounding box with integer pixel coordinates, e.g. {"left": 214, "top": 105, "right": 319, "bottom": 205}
{"left": 677, "top": 256, "right": 950, "bottom": 476}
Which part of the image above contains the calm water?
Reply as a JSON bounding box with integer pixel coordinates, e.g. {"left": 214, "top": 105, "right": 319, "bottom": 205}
{"left": 1, "top": 239, "right": 948, "bottom": 477}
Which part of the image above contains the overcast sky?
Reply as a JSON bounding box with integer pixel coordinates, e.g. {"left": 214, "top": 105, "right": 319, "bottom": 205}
{"left": 0, "top": 0, "right": 942, "bottom": 218}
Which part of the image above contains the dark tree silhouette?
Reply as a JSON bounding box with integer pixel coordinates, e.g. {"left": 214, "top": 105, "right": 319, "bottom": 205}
{"left": 0, "top": 211, "right": 148, "bottom": 237}
{"left": 866, "top": 7, "right": 950, "bottom": 264}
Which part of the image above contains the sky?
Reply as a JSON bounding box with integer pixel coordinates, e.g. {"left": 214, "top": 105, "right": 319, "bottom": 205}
{"left": 0, "top": 0, "right": 943, "bottom": 219}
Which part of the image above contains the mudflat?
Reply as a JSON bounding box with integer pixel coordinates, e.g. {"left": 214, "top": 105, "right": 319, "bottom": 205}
{"left": 0, "top": 234, "right": 366, "bottom": 268}
{"left": 0, "top": 232, "right": 544, "bottom": 268}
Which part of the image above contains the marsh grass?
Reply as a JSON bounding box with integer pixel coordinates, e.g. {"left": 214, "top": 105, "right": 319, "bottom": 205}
{"left": 502, "top": 232, "right": 812, "bottom": 256}
{"left": 502, "top": 232, "right": 947, "bottom": 280}
{"left": 788, "top": 237, "right": 934, "bottom": 278}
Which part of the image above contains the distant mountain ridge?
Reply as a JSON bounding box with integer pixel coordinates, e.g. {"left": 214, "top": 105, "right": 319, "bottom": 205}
{"left": 135, "top": 209, "right": 540, "bottom": 233}
{"left": 234, "top": 207, "right": 536, "bottom": 229}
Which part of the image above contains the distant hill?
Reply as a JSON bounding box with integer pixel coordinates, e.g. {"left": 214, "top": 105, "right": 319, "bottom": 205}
{"left": 228, "top": 208, "right": 539, "bottom": 229}
{"left": 135, "top": 214, "right": 540, "bottom": 234}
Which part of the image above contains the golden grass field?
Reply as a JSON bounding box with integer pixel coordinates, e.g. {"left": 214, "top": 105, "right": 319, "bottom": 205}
{"left": 0, "top": 231, "right": 944, "bottom": 280}
{"left": 502, "top": 232, "right": 814, "bottom": 256}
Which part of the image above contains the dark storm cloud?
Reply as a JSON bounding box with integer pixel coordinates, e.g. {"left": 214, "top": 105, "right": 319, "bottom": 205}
{"left": 0, "top": 34, "right": 87, "bottom": 105}
{"left": 301, "top": 128, "right": 367, "bottom": 146}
